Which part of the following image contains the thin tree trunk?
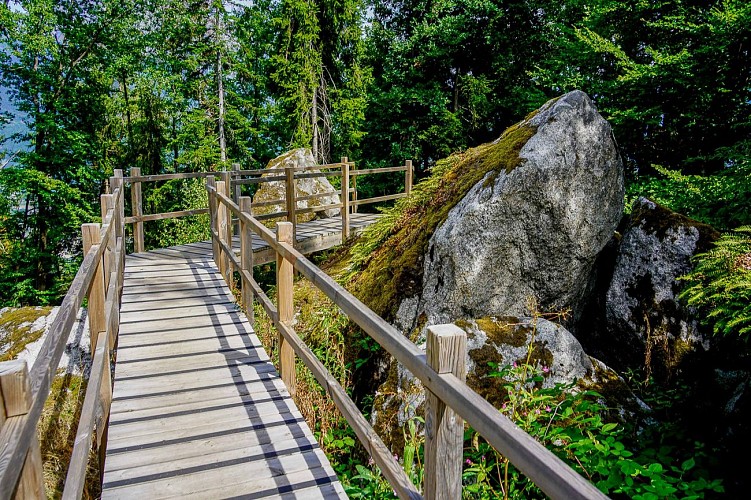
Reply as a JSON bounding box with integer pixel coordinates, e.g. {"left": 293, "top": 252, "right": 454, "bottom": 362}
{"left": 312, "top": 85, "right": 318, "bottom": 162}
{"left": 216, "top": 6, "right": 227, "bottom": 165}
{"left": 453, "top": 68, "right": 460, "bottom": 114}
{"left": 122, "top": 69, "right": 133, "bottom": 147}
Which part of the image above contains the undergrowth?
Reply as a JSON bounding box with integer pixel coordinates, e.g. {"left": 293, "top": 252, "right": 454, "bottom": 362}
{"left": 38, "top": 372, "right": 101, "bottom": 499}
{"left": 252, "top": 281, "right": 724, "bottom": 498}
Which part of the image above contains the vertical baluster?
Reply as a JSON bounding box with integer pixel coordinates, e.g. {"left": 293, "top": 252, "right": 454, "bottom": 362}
{"left": 424, "top": 324, "right": 466, "bottom": 500}
{"left": 276, "top": 222, "right": 295, "bottom": 395}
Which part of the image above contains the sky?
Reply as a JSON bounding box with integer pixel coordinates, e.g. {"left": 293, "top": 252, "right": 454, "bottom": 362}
{"left": 1, "top": 85, "right": 29, "bottom": 162}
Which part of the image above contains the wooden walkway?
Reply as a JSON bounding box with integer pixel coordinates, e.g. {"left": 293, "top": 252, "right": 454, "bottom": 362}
{"left": 101, "top": 251, "right": 347, "bottom": 497}
{"left": 125, "top": 213, "right": 380, "bottom": 265}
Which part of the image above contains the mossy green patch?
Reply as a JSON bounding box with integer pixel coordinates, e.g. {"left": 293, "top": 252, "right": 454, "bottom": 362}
{"left": 515, "top": 341, "right": 554, "bottom": 373}
{"left": 348, "top": 120, "right": 537, "bottom": 320}
{"left": 0, "top": 307, "right": 53, "bottom": 362}
{"left": 467, "top": 344, "right": 507, "bottom": 408}
{"left": 466, "top": 317, "right": 535, "bottom": 406}
{"left": 454, "top": 318, "right": 472, "bottom": 334}
{"left": 408, "top": 313, "right": 427, "bottom": 343}
{"left": 476, "top": 316, "right": 530, "bottom": 348}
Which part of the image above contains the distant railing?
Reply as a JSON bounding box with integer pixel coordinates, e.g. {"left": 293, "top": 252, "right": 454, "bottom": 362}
{"left": 0, "top": 180, "right": 126, "bottom": 499}
{"left": 206, "top": 182, "right": 609, "bottom": 500}
{"left": 122, "top": 158, "right": 413, "bottom": 253}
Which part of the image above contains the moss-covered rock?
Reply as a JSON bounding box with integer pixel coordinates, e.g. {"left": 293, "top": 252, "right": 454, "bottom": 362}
{"left": 350, "top": 91, "right": 623, "bottom": 339}
{"left": 252, "top": 148, "right": 341, "bottom": 224}
{"left": 603, "top": 197, "right": 720, "bottom": 380}
{"left": 0, "top": 306, "right": 91, "bottom": 374}
{"left": 372, "top": 316, "right": 628, "bottom": 449}
{"left": 0, "top": 306, "right": 53, "bottom": 362}
{"left": 349, "top": 119, "right": 536, "bottom": 322}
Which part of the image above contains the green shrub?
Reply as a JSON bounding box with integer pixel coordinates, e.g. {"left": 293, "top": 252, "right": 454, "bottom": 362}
{"left": 626, "top": 162, "right": 751, "bottom": 230}
{"left": 680, "top": 226, "right": 751, "bottom": 338}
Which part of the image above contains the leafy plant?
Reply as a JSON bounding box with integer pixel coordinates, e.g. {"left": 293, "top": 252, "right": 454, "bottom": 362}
{"left": 626, "top": 162, "right": 751, "bottom": 230}
{"left": 679, "top": 226, "right": 751, "bottom": 338}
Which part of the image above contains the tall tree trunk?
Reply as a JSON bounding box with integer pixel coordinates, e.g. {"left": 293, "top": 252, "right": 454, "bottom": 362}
{"left": 35, "top": 193, "right": 48, "bottom": 292}
{"left": 312, "top": 85, "right": 318, "bottom": 162}
{"left": 216, "top": 5, "right": 227, "bottom": 165}
{"left": 453, "top": 68, "right": 460, "bottom": 114}
{"left": 122, "top": 69, "right": 133, "bottom": 148}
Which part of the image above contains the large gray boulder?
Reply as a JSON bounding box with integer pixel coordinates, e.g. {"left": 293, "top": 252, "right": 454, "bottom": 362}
{"left": 252, "top": 148, "right": 340, "bottom": 222}
{"left": 603, "top": 197, "right": 719, "bottom": 377}
{"left": 407, "top": 91, "right": 624, "bottom": 329}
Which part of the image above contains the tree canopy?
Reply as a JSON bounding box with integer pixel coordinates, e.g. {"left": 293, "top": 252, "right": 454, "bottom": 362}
{"left": 1, "top": 0, "right": 749, "bottom": 304}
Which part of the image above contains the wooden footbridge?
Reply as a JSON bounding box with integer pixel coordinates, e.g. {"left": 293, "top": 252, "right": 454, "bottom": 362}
{"left": 0, "top": 160, "right": 607, "bottom": 499}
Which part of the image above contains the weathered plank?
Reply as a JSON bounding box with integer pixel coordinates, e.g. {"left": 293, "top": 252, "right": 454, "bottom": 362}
{"left": 424, "top": 324, "right": 466, "bottom": 500}
{"left": 125, "top": 208, "right": 208, "bottom": 224}
{"left": 102, "top": 249, "right": 344, "bottom": 499}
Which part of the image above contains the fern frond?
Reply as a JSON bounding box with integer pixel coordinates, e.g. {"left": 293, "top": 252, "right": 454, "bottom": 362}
{"left": 679, "top": 226, "right": 751, "bottom": 339}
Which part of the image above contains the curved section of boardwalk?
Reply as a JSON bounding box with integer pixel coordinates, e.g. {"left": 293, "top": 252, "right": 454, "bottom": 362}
{"left": 102, "top": 253, "right": 346, "bottom": 498}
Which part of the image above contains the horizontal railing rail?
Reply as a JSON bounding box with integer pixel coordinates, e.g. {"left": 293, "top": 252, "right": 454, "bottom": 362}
{"left": 122, "top": 158, "right": 414, "bottom": 253}
{"left": 206, "top": 182, "right": 609, "bottom": 500}
{"left": 0, "top": 180, "right": 126, "bottom": 500}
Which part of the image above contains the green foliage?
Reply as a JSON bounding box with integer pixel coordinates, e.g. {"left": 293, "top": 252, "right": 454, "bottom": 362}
{"left": 680, "top": 226, "right": 751, "bottom": 338}
{"left": 626, "top": 161, "right": 751, "bottom": 230}
{"left": 363, "top": 0, "right": 551, "bottom": 181}
{"left": 341, "top": 355, "right": 723, "bottom": 498}
{"left": 0, "top": 167, "right": 93, "bottom": 305}
{"left": 531, "top": 0, "right": 751, "bottom": 175}
{"left": 143, "top": 178, "right": 210, "bottom": 250}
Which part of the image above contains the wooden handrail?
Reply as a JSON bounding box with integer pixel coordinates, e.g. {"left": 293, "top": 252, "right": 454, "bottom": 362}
{"left": 0, "top": 185, "right": 126, "bottom": 500}
{"left": 121, "top": 159, "right": 412, "bottom": 253}
{"left": 207, "top": 185, "right": 608, "bottom": 500}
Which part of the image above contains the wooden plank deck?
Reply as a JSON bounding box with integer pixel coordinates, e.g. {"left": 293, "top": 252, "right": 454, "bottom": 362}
{"left": 125, "top": 213, "right": 380, "bottom": 265}
{"left": 101, "top": 251, "right": 347, "bottom": 498}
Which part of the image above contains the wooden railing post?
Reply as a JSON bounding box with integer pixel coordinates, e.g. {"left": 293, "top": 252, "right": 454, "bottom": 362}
{"left": 240, "top": 196, "right": 254, "bottom": 324}
{"left": 206, "top": 176, "right": 219, "bottom": 265}
{"left": 100, "top": 193, "right": 115, "bottom": 290}
{"left": 341, "top": 157, "right": 350, "bottom": 243}
{"left": 424, "top": 324, "right": 466, "bottom": 500}
{"left": 276, "top": 222, "right": 296, "bottom": 396}
{"left": 405, "top": 160, "right": 413, "bottom": 196}
{"left": 0, "top": 360, "right": 45, "bottom": 499}
{"left": 220, "top": 171, "right": 234, "bottom": 279}
{"left": 82, "top": 223, "right": 107, "bottom": 354}
{"left": 216, "top": 180, "right": 229, "bottom": 282}
{"left": 232, "top": 163, "right": 241, "bottom": 237}
{"left": 130, "top": 167, "right": 144, "bottom": 253}
{"left": 232, "top": 163, "right": 241, "bottom": 202}
{"left": 351, "top": 160, "right": 358, "bottom": 214}
{"left": 111, "top": 170, "right": 125, "bottom": 297}
{"left": 284, "top": 166, "right": 297, "bottom": 243}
